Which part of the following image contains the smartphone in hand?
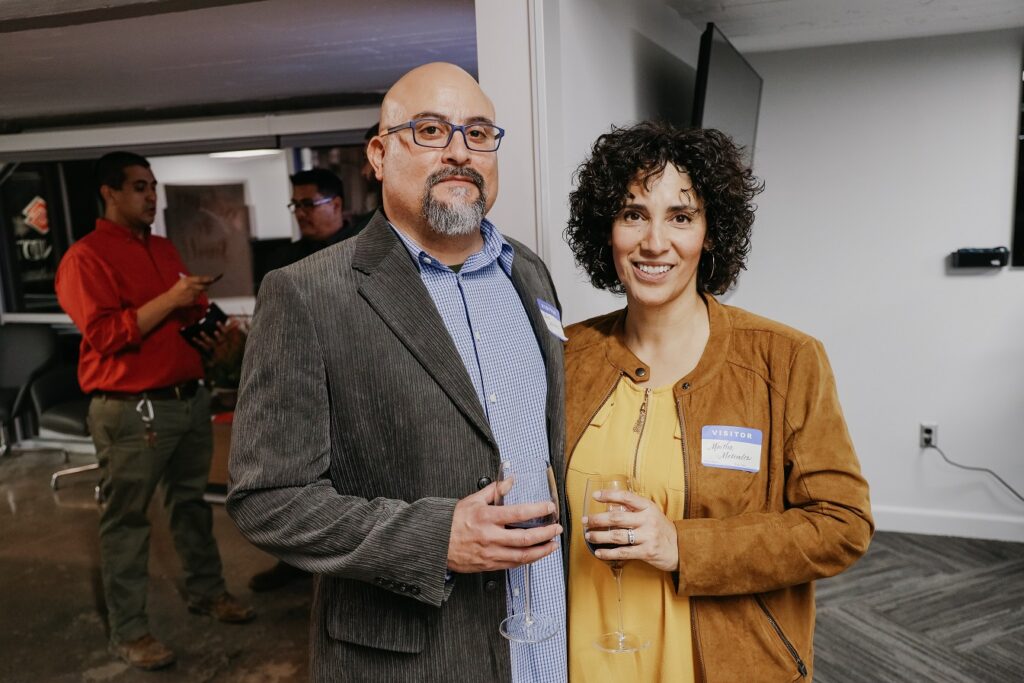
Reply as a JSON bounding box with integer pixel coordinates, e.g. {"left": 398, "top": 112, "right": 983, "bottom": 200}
{"left": 179, "top": 303, "right": 228, "bottom": 352}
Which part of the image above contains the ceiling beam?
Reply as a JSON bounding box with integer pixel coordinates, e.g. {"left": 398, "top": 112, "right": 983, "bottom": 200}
{"left": 0, "top": 91, "right": 384, "bottom": 135}
{"left": 0, "top": 0, "right": 266, "bottom": 33}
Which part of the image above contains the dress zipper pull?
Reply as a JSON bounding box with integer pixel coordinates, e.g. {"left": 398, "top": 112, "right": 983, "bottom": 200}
{"left": 633, "top": 388, "right": 650, "bottom": 433}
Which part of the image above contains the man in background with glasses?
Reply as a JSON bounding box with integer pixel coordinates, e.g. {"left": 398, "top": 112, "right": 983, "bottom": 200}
{"left": 259, "top": 169, "right": 359, "bottom": 284}
{"left": 228, "top": 63, "right": 567, "bottom": 682}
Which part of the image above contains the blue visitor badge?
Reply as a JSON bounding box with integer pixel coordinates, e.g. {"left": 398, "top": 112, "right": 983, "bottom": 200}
{"left": 537, "top": 298, "right": 568, "bottom": 341}
{"left": 700, "top": 425, "right": 763, "bottom": 473}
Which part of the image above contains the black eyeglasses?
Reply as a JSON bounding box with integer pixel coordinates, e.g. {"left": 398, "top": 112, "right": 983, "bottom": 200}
{"left": 287, "top": 196, "right": 334, "bottom": 212}
{"left": 382, "top": 118, "right": 505, "bottom": 152}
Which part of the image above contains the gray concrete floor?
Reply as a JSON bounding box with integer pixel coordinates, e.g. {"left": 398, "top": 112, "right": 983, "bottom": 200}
{"left": 0, "top": 450, "right": 310, "bottom": 682}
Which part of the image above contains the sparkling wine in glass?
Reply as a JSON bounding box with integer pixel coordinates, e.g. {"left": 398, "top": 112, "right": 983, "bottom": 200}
{"left": 584, "top": 475, "right": 649, "bottom": 653}
{"left": 497, "top": 458, "right": 560, "bottom": 644}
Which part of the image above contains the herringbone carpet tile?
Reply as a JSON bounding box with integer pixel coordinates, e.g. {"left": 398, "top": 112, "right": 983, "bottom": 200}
{"left": 814, "top": 531, "right": 1024, "bottom": 682}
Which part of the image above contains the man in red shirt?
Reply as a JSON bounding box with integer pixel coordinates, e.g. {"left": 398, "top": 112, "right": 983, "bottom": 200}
{"left": 55, "top": 151, "right": 253, "bottom": 671}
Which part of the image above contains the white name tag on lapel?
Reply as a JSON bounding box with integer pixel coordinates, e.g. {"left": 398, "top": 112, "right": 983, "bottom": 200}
{"left": 537, "top": 298, "right": 568, "bottom": 341}
{"left": 701, "top": 425, "right": 762, "bottom": 473}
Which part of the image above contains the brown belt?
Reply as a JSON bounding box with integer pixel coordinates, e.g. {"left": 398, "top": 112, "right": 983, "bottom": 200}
{"left": 95, "top": 380, "right": 201, "bottom": 402}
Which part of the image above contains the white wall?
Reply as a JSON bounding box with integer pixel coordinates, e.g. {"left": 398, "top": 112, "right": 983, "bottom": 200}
{"left": 532, "top": 0, "right": 703, "bottom": 321}
{"left": 729, "top": 29, "right": 1024, "bottom": 541}
{"left": 475, "top": 0, "right": 541, "bottom": 252}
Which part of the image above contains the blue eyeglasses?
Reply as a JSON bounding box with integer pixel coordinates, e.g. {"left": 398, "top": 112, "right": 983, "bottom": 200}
{"left": 383, "top": 118, "right": 505, "bottom": 152}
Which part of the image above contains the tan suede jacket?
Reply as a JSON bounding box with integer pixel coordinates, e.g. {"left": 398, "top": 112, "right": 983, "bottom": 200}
{"left": 565, "top": 295, "right": 873, "bottom": 683}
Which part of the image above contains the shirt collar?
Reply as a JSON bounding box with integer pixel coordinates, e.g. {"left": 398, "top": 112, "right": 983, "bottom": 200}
{"left": 390, "top": 218, "right": 514, "bottom": 276}
{"left": 96, "top": 218, "right": 148, "bottom": 244}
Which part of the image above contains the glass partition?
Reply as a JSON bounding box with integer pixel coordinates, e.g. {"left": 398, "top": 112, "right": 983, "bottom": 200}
{"left": 0, "top": 136, "right": 374, "bottom": 320}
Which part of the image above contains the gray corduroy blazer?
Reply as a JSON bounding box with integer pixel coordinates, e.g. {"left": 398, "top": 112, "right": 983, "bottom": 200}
{"left": 227, "top": 212, "right": 566, "bottom": 682}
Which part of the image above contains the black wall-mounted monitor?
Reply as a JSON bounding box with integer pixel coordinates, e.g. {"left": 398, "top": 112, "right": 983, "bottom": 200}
{"left": 691, "top": 23, "right": 763, "bottom": 166}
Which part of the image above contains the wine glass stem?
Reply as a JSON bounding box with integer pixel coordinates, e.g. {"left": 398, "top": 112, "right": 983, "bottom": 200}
{"left": 612, "top": 565, "right": 625, "bottom": 641}
{"left": 522, "top": 563, "right": 534, "bottom": 625}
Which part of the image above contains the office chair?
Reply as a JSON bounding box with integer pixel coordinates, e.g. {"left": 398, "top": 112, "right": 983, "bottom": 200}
{"left": 0, "top": 324, "right": 57, "bottom": 456}
{"left": 31, "top": 363, "right": 96, "bottom": 491}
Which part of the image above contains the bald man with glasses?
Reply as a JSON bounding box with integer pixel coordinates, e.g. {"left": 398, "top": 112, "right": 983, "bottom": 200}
{"left": 228, "top": 63, "right": 567, "bottom": 682}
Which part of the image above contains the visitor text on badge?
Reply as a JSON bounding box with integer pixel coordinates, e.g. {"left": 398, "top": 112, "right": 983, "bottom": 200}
{"left": 701, "top": 425, "right": 762, "bottom": 473}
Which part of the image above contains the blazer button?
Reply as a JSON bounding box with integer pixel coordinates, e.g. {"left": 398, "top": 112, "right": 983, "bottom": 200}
{"left": 374, "top": 577, "right": 384, "bottom": 585}
{"left": 477, "top": 476, "right": 492, "bottom": 490}
{"left": 410, "top": 585, "right": 421, "bottom": 595}
{"left": 484, "top": 580, "right": 498, "bottom": 592}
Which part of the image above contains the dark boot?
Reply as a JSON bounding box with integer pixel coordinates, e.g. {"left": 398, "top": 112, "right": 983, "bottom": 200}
{"left": 248, "top": 561, "right": 311, "bottom": 592}
{"left": 187, "top": 592, "right": 256, "bottom": 623}
{"left": 109, "top": 634, "right": 176, "bottom": 670}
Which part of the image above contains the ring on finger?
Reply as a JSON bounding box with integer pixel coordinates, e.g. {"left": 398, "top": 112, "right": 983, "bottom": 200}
{"left": 626, "top": 528, "right": 636, "bottom": 546}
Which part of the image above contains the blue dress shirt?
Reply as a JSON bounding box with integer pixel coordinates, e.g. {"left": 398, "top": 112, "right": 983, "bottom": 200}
{"left": 392, "top": 220, "right": 567, "bottom": 683}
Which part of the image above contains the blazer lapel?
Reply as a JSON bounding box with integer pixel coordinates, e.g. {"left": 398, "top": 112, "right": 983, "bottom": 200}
{"left": 354, "top": 215, "right": 495, "bottom": 445}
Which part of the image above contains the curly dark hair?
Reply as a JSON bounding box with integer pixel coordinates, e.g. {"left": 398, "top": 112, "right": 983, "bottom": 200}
{"left": 565, "top": 122, "right": 763, "bottom": 295}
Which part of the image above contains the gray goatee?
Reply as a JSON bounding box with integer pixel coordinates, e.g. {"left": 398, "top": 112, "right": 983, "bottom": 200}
{"left": 421, "top": 167, "right": 487, "bottom": 236}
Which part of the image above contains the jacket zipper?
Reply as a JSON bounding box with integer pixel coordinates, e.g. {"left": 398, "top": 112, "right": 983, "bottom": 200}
{"left": 677, "top": 395, "right": 706, "bottom": 682}
{"left": 631, "top": 388, "right": 651, "bottom": 487}
{"left": 755, "top": 594, "right": 808, "bottom": 678}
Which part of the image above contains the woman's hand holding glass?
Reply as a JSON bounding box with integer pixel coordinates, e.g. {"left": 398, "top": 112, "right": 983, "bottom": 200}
{"left": 583, "top": 476, "right": 650, "bottom": 653}
{"left": 583, "top": 488, "right": 680, "bottom": 573}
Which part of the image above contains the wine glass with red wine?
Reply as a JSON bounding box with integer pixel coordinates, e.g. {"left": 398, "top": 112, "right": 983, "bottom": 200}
{"left": 583, "top": 475, "right": 649, "bottom": 653}
{"left": 496, "top": 457, "right": 560, "bottom": 644}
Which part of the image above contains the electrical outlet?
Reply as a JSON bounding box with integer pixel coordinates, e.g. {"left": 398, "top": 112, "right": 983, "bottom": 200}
{"left": 919, "top": 423, "right": 937, "bottom": 448}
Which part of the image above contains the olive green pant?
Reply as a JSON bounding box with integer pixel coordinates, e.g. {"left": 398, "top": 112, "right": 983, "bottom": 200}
{"left": 89, "top": 388, "right": 225, "bottom": 644}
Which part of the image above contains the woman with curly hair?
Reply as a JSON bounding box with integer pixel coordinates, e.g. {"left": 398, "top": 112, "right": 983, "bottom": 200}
{"left": 563, "top": 122, "right": 872, "bottom": 682}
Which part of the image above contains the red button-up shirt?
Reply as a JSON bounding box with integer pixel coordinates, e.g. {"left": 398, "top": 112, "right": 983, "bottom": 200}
{"left": 55, "top": 218, "right": 207, "bottom": 393}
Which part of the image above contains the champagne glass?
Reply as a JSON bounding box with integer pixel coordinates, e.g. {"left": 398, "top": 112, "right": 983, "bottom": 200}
{"left": 584, "top": 475, "right": 649, "bottom": 653}
{"left": 496, "top": 457, "right": 560, "bottom": 644}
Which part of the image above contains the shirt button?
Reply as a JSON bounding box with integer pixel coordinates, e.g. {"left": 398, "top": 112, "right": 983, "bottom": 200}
{"left": 477, "top": 476, "right": 492, "bottom": 489}
{"left": 488, "top": 393, "right": 497, "bottom": 403}
{"left": 474, "top": 331, "right": 481, "bottom": 341}
{"left": 422, "top": 256, "right": 432, "bottom": 265}
{"left": 636, "top": 368, "right": 647, "bottom": 377}
{"left": 484, "top": 580, "right": 498, "bottom": 592}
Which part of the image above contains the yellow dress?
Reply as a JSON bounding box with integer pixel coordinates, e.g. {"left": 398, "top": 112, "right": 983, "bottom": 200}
{"left": 567, "top": 379, "right": 695, "bottom": 683}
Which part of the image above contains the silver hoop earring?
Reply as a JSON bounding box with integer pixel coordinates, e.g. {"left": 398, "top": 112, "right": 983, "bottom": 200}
{"left": 704, "top": 252, "right": 716, "bottom": 282}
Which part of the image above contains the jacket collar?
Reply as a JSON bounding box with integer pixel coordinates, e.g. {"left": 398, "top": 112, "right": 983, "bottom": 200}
{"left": 602, "top": 293, "right": 733, "bottom": 394}
{"left": 350, "top": 212, "right": 494, "bottom": 444}
{"left": 350, "top": 211, "right": 565, "bottom": 454}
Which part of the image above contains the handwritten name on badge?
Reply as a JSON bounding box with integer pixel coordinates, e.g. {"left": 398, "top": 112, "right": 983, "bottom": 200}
{"left": 701, "top": 425, "right": 763, "bottom": 473}
{"left": 537, "top": 298, "right": 568, "bottom": 341}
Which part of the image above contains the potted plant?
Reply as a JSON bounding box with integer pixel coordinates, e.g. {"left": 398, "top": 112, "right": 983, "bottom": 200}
{"left": 204, "top": 315, "right": 249, "bottom": 412}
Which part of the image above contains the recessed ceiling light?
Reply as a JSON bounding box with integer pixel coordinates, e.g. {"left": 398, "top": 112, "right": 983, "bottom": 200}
{"left": 209, "top": 149, "right": 281, "bottom": 159}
